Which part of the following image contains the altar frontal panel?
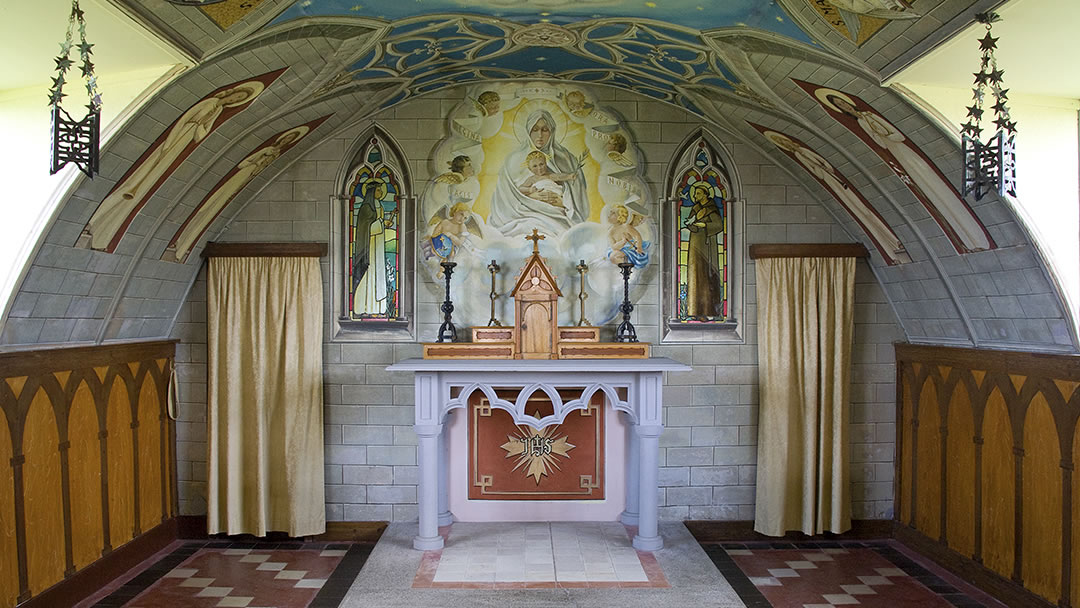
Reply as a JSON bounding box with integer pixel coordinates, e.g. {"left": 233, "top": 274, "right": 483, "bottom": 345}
{"left": 468, "top": 390, "right": 604, "bottom": 500}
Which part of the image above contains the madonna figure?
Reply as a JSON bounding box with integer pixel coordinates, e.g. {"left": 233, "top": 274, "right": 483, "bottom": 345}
{"left": 488, "top": 109, "right": 589, "bottom": 237}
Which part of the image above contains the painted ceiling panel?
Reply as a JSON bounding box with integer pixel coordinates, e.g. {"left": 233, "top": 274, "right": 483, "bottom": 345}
{"left": 270, "top": 0, "right": 813, "bottom": 42}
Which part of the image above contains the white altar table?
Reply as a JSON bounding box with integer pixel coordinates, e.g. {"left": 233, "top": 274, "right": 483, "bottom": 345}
{"left": 386, "top": 357, "right": 690, "bottom": 552}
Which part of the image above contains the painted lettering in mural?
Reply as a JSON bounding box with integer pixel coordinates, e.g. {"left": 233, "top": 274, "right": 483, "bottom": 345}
{"left": 807, "top": 0, "right": 919, "bottom": 44}
{"left": 161, "top": 115, "right": 331, "bottom": 264}
{"left": 795, "top": 79, "right": 996, "bottom": 254}
{"left": 346, "top": 136, "right": 407, "bottom": 321}
{"left": 752, "top": 123, "right": 912, "bottom": 265}
{"left": 419, "top": 83, "right": 653, "bottom": 328}
{"left": 669, "top": 137, "right": 732, "bottom": 324}
{"left": 77, "top": 69, "right": 286, "bottom": 253}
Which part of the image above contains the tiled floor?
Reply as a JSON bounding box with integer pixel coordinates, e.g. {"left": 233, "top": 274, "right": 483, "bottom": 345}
{"left": 702, "top": 540, "right": 1006, "bottom": 608}
{"left": 83, "top": 540, "right": 373, "bottom": 608}
{"left": 73, "top": 526, "right": 1015, "bottom": 607}
{"left": 411, "top": 521, "right": 670, "bottom": 588}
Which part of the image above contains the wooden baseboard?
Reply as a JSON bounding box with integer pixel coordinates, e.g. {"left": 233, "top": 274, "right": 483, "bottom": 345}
{"left": 20, "top": 518, "right": 178, "bottom": 608}
{"left": 176, "top": 515, "right": 387, "bottom": 543}
{"left": 684, "top": 519, "right": 895, "bottom": 543}
{"left": 313, "top": 521, "right": 388, "bottom": 543}
{"left": 894, "top": 525, "right": 1057, "bottom": 608}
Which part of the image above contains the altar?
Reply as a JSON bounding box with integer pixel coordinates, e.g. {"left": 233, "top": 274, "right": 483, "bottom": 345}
{"left": 387, "top": 357, "right": 690, "bottom": 552}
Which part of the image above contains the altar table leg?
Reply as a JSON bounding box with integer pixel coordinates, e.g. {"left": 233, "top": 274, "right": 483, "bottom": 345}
{"left": 632, "top": 425, "right": 663, "bottom": 551}
{"left": 414, "top": 423, "right": 444, "bottom": 550}
{"left": 620, "top": 415, "right": 640, "bottom": 526}
{"left": 437, "top": 426, "right": 453, "bottom": 526}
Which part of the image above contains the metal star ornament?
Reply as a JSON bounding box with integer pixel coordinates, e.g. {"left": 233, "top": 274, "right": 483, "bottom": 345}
{"left": 48, "top": 0, "right": 101, "bottom": 177}
{"left": 962, "top": 12, "right": 1016, "bottom": 201}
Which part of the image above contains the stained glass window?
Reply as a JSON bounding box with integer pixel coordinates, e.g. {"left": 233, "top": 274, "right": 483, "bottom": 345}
{"left": 671, "top": 136, "right": 733, "bottom": 324}
{"left": 345, "top": 135, "right": 405, "bottom": 321}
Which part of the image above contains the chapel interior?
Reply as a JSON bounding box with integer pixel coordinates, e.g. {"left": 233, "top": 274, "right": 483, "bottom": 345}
{"left": 1, "top": 0, "right": 1078, "bottom": 607}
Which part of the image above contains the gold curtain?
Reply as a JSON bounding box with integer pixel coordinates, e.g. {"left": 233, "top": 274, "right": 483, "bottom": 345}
{"left": 754, "top": 256, "right": 855, "bottom": 536}
{"left": 207, "top": 256, "right": 325, "bottom": 537}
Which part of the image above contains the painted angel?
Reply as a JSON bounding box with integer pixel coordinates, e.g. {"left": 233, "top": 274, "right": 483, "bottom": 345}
{"left": 424, "top": 202, "right": 483, "bottom": 274}
{"left": 606, "top": 204, "right": 649, "bottom": 268}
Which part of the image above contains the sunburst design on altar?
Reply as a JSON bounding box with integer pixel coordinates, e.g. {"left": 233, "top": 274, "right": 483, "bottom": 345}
{"left": 500, "top": 421, "right": 575, "bottom": 485}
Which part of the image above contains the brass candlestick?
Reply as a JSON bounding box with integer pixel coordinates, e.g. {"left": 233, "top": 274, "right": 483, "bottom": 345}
{"left": 487, "top": 259, "right": 502, "bottom": 326}
{"left": 575, "top": 259, "right": 591, "bottom": 327}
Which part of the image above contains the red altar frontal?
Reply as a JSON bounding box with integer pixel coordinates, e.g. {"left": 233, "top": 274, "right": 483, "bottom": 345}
{"left": 468, "top": 390, "right": 605, "bottom": 501}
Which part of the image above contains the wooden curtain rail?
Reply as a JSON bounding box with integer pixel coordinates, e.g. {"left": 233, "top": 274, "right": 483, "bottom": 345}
{"left": 748, "top": 243, "right": 869, "bottom": 259}
{"left": 201, "top": 242, "right": 329, "bottom": 258}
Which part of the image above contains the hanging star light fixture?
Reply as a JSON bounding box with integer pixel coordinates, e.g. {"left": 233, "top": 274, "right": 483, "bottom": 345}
{"left": 48, "top": 0, "right": 101, "bottom": 178}
{"left": 961, "top": 12, "right": 1016, "bottom": 201}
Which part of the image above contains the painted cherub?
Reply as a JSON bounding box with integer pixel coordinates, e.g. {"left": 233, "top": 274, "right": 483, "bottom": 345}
{"left": 518, "top": 150, "right": 576, "bottom": 209}
{"left": 605, "top": 133, "right": 633, "bottom": 168}
{"left": 607, "top": 204, "right": 649, "bottom": 267}
{"left": 426, "top": 202, "right": 482, "bottom": 273}
{"left": 435, "top": 155, "right": 475, "bottom": 185}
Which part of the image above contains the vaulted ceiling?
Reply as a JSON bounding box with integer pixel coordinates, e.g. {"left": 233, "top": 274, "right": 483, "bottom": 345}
{"left": 6, "top": 0, "right": 1076, "bottom": 353}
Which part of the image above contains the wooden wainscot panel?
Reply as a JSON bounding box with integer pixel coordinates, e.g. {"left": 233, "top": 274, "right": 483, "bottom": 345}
{"left": 0, "top": 403, "right": 17, "bottom": 607}
{"left": 980, "top": 387, "right": 1015, "bottom": 581}
{"left": 0, "top": 340, "right": 176, "bottom": 607}
{"left": 1022, "top": 393, "right": 1061, "bottom": 602}
{"left": 23, "top": 388, "right": 66, "bottom": 595}
{"left": 557, "top": 343, "right": 649, "bottom": 359}
{"left": 472, "top": 327, "right": 515, "bottom": 343}
{"left": 945, "top": 380, "right": 976, "bottom": 558}
{"left": 68, "top": 381, "right": 104, "bottom": 572}
{"left": 895, "top": 344, "right": 1080, "bottom": 608}
{"left": 423, "top": 343, "right": 515, "bottom": 359}
{"left": 557, "top": 327, "right": 600, "bottom": 342}
{"left": 914, "top": 376, "right": 941, "bottom": 540}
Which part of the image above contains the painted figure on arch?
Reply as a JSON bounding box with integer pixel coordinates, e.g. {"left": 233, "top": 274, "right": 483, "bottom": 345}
{"left": 757, "top": 126, "right": 911, "bottom": 266}
{"left": 797, "top": 80, "right": 995, "bottom": 254}
{"left": 78, "top": 70, "right": 285, "bottom": 252}
{"left": 163, "top": 117, "right": 327, "bottom": 264}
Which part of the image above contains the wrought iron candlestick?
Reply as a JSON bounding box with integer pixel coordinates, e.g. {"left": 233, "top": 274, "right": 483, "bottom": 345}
{"left": 437, "top": 261, "right": 457, "bottom": 342}
{"left": 575, "top": 259, "right": 591, "bottom": 327}
{"left": 486, "top": 259, "right": 502, "bottom": 326}
{"left": 614, "top": 262, "right": 638, "bottom": 343}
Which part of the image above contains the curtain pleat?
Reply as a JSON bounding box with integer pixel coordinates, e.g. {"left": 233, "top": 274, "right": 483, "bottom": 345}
{"left": 207, "top": 256, "right": 325, "bottom": 537}
{"left": 754, "top": 256, "right": 855, "bottom": 536}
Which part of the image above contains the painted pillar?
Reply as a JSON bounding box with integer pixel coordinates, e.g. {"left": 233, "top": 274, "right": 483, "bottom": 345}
{"left": 413, "top": 372, "right": 444, "bottom": 550}
{"left": 632, "top": 372, "right": 664, "bottom": 551}
{"left": 620, "top": 410, "right": 640, "bottom": 526}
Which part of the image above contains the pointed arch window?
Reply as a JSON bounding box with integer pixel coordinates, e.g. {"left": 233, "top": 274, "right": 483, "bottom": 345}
{"left": 333, "top": 128, "right": 415, "bottom": 340}
{"left": 345, "top": 136, "right": 405, "bottom": 320}
{"left": 662, "top": 131, "right": 741, "bottom": 341}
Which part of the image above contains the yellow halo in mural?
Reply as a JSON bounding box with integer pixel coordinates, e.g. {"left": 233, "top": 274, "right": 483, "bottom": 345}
{"left": 763, "top": 130, "right": 796, "bottom": 152}
{"left": 220, "top": 80, "right": 265, "bottom": 107}
{"left": 814, "top": 87, "right": 856, "bottom": 113}
{"left": 514, "top": 98, "right": 569, "bottom": 146}
{"left": 275, "top": 125, "right": 310, "bottom": 147}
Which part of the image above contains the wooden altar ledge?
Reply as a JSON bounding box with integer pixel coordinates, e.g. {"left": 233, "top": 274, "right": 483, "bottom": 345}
{"left": 387, "top": 357, "right": 690, "bottom": 552}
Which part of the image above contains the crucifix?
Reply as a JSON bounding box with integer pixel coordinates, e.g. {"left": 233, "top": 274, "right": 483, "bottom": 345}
{"left": 525, "top": 229, "right": 545, "bottom": 254}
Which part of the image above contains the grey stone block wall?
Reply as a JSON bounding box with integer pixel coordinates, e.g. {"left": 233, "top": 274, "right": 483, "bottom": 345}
{"left": 172, "top": 87, "right": 903, "bottom": 523}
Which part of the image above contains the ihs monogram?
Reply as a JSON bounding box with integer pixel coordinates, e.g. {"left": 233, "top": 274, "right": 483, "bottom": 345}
{"left": 500, "top": 421, "right": 575, "bottom": 485}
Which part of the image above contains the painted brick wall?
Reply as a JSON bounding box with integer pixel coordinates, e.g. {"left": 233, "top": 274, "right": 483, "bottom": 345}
{"left": 172, "top": 86, "right": 903, "bottom": 523}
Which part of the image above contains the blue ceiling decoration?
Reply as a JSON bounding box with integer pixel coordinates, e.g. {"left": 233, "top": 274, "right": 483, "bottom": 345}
{"left": 271, "top": 0, "right": 812, "bottom": 42}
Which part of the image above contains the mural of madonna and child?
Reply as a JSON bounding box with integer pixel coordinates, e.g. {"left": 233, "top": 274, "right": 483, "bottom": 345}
{"left": 417, "top": 83, "right": 653, "bottom": 330}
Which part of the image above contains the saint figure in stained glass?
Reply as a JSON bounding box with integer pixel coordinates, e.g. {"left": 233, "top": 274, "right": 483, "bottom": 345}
{"left": 346, "top": 136, "right": 403, "bottom": 320}
{"left": 672, "top": 137, "right": 732, "bottom": 323}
